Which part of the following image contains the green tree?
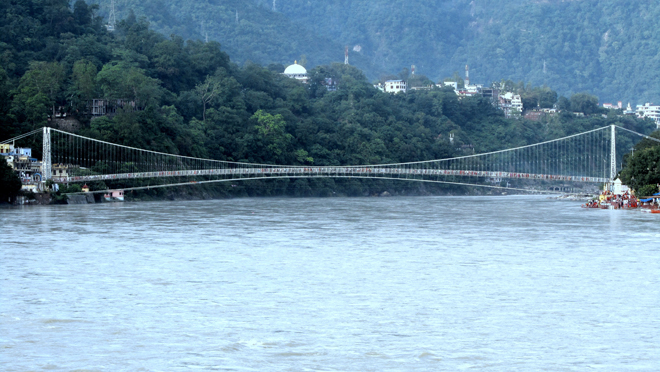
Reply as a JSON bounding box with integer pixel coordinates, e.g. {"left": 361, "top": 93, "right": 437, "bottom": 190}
{"left": 72, "top": 0, "right": 99, "bottom": 30}
{"left": 97, "top": 62, "right": 163, "bottom": 108}
{"left": 619, "top": 132, "right": 660, "bottom": 192}
{"left": 252, "top": 109, "right": 293, "bottom": 162}
{"left": 71, "top": 59, "right": 98, "bottom": 111}
{"left": 295, "top": 149, "right": 314, "bottom": 164}
{"left": 0, "top": 66, "right": 16, "bottom": 139}
{"left": 407, "top": 74, "right": 433, "bottom": 88}
{"left": 12, "top": 61, "right": 65, "bottom": 121}
{"left": 570, "top": 92, "right": 600, "bottom": 115}
{"left": 152, "top": 35, "right": 192, "bottom": 92}
{"left": 0, "top": 159, "right": 22, "bottom": 204}
{"left": 556, "top": 96, "right": 571, "bottom": 111}
{"left": 637, "top": 184, "right": 659, "bottom": 198}
{"left": 195, "top": 75, "right": 222, "bottom": 121}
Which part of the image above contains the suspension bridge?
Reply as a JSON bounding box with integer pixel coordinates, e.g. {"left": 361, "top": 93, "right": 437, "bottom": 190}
{"left": 2, "top": 125, "right": 659, "bottom": 194}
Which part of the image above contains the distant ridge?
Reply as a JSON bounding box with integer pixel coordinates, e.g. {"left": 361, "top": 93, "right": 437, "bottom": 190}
{"left": 90, "top": 0, "right": 660, "bottom": 103}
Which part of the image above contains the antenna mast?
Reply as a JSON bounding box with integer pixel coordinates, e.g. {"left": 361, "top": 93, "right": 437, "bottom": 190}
{"left": 201, "top": 21, "right": 209, "bottom": 42}
{"left": 465, "top": 64, "right": 470, "bottom": 86}
{"left": 344, "top": 46, "right": 349, "bottom": 65}
{"left": 272, "top": 0, "right": 276, "bottom": 12}
{"left": 107, "top": 0, "right": 116, "bottom": 32}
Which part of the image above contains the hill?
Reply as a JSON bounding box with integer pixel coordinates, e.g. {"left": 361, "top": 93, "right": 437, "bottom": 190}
{"left": 85, "top": 0, "right": 373, "bottom": 71}
{"left": 270, "top": 0, "right": 660, "bottom": 104}
{"left": 90, "top": 0, "right": 660, "bottom": 104}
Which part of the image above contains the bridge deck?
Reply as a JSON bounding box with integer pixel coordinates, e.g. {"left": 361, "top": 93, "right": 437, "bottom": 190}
{"left": 54, "top": 167, "right": 609, "bottom": 184}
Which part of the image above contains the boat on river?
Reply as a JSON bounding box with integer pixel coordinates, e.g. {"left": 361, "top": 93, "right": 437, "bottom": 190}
{"left": 582, "top": 182, "right": 640, "bottom": 209}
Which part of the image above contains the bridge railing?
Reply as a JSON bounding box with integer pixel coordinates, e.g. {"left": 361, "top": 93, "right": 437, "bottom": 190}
{"left": 53, "top": 166, "right": 609, "bottom": 184}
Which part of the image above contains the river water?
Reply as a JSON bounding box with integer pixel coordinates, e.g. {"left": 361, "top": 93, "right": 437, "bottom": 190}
{"left": 1, "top": 196, "right": 659, "bottom": 371}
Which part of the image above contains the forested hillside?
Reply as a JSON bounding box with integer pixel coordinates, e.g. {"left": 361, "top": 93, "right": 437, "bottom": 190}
{"left": 84, "top": 0, "right": 373, "bottom": 71}
{"left": 464, "top": 0, "right": 660, "bottom": 105}
{"left": 1, "top": 0, "right": 656, "bottom": 197}
{"left": 90, "top": 0, "right": 660, "bottom": 104}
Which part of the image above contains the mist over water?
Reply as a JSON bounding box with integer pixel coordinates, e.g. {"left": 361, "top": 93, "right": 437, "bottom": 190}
{"left": 2, "top": 196, "right": 659, "bottom": 371}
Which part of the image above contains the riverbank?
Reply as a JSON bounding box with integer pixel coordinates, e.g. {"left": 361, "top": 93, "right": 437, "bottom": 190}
{"left": 8, "top": 177, "right": 598, "bottom": 206}
{"left": 9, "top": 186, "right": 516, "bottom": 206}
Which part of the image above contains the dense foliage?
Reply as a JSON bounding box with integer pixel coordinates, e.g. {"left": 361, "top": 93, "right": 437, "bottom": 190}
{"left": 0, "top": 159, "right": 22, "bottom": 203}
{"left": 90, "top": 0, "right": 660, "bottom": 104}
{"left": 619, "top": 132, "right": 660, "bottom": 196}
{"left": 1, "top": 0, "right": 657, "bottom": 197}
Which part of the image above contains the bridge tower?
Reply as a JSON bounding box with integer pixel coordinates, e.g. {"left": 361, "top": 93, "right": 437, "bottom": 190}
{"left": 42, "top": 127, "right": 51, "bottom": 181}
{"left": 610, "top": 124, "right": 617, "bottom": 181}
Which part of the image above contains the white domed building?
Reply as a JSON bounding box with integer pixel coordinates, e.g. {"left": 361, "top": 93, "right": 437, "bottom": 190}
{"left": 283, "top": 61, "right": 309, "bottom": 83}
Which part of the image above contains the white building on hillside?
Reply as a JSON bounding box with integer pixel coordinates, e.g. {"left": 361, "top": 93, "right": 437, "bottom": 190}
{"left": 283, "top": 61, "right": 309, "bottom": 83}
{"left": 384, "top": 80, "right": 406, "bottom": 93}
{"left": 602, "top": 101, "right": 623, "bottom": 110}
{"left": 511, "top": 94, "right": 523, "bottom": 112}
{"left": 623, "top": 102, "right": 636, "bottom": 115}
{"left": 438, "top": 81, "right": 458, "bottom": 90}
{"left": 499, "top": 92, "right": 523, "bottom": 118}
{"left": 636, "top": 103, "right": 660, "bottom": 127}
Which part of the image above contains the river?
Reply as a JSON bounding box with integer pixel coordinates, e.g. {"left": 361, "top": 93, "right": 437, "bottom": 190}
{"left": 1, "top": 196, "right": 658, "bottom": 371}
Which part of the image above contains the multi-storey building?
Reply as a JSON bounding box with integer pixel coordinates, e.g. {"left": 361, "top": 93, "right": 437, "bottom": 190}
{"left": 636, "top": 103, "right": 660, "bottom": 127}
{"left": 498, "top": 92, "right": 523, "bottom": 117}
{"left": 384, "top": 80, "right": 407, "bottom": 93}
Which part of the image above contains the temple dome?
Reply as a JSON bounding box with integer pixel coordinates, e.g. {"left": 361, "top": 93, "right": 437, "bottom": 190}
{"left": 284, "top": 62, "right": 307, "bottom": 75}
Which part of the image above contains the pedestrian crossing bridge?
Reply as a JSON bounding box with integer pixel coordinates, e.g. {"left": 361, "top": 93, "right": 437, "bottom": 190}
{"left": 3, "top": 125, "right": 659, "bottom": 193}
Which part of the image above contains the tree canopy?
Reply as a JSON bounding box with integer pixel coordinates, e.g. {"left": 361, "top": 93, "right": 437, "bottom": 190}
{"left": 0, "top": 159, "right": 22, "bottom": 203}
{"left": 619, "top": 132, "right": 660, "bottom": 195}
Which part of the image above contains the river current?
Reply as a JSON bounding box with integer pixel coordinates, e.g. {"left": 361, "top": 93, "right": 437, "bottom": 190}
{"left": 1, "top": 196, "right": 659, "bottom": 371}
